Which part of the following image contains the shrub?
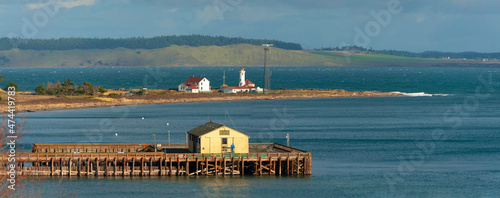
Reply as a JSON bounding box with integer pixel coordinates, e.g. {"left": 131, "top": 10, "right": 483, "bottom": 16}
{"left": 4, "top": 81, "right": 18, "bottom": 91}
{"left": 108, "top": 93, "right": 119, "bottom": 97}
{"left": 98, "top": 86, "right": 107, "bottom": 94}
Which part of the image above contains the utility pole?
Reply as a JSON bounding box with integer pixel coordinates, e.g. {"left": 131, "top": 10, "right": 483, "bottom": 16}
{"left": 166, "top": 122, "right": 170, "bottom": 147}
{"left": 262, "top": 44, "right": 273, "bottom": 94}
{"left": 286, "top": 133, "right": 290, "bottom": 147}
{"left": 153, "top": 134, "right": 156, "bottom": 152}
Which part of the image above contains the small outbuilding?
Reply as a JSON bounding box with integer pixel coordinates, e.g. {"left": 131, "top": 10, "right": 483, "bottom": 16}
{"left": 187, "top": 122, "right": 249, "bottom": 153}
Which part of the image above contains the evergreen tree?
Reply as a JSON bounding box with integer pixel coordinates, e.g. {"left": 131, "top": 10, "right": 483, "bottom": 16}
{"left": 4, "top": 81, "right": 18, "bottom": 91}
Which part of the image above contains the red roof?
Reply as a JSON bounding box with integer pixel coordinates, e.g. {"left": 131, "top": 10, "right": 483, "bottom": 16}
{"left": 245, "top": 79, "right": 254, "bottom": 85}
{"left": 226, "top": 86, "right": 250, "bottom": 90}
{"left": 185, "top": 75, "right": 205, "bottom": 83}
{"left": 183, "top": 83, "right": 198, "bottom": 89}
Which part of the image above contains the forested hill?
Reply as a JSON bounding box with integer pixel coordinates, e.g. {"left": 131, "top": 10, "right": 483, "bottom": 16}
{"left": 316, "top": 46, "right": 500, "bottom": 60}
{"left": 0, "top": 35, "right": 302, "bottom": 51}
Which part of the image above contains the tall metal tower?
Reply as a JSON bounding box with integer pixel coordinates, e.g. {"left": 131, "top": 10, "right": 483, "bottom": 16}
{"left": 262, "top": 44, "right": 273, "bottom": 93}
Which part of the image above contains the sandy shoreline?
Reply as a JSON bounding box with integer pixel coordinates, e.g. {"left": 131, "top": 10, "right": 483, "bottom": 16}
{"left": 1, "top": 89, "right": 402, "bottom": 113}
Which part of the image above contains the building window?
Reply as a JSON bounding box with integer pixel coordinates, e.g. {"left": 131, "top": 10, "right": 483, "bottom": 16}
{"left": 219, "top": 130, "right": 230, "bottom": 135}
{"left": 222, "top": 138, "right": 227, "bottom": 145}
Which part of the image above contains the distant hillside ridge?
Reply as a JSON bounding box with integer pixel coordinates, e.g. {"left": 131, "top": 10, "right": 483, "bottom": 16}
{"left": 316, "top": 46, "right": 500, "bottom": 60}
{"left": 0, "top": 44, "right": 336, "bottom": 67}
{"left": 0, "top": 35, "right": 302, "bottom": 51}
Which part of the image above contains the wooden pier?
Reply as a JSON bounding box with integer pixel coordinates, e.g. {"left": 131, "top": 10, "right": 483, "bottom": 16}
{"left": 1, "top": 143, "right": 311, "bottom": 176}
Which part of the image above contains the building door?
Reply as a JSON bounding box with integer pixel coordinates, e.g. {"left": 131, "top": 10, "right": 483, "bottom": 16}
{"left": 221, "top": 138, "right": 228, "bottom": 153}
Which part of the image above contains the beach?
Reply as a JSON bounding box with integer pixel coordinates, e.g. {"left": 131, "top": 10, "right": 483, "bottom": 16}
{"left": 1, "top": 89, "right": 402, "bottom": 112}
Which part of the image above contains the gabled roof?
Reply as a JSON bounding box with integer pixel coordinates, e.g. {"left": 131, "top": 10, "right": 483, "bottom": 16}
{"left": 187, "top": 121, "right": 225, "bottom": 136}
{"left": 225, "top": 86, "right": 250, "bottom": 90}
{"left": 182, "top": 82, "right": 198, "bottom": 89}
{"left": 245, "top": 79, "right": 255, "bottom": 86}
{"left": 185, "top": 75, "right": 206, "bottom": 83}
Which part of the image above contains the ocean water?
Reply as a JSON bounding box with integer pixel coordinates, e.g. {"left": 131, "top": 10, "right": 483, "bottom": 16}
{"left": 3, "top": 66, "right": 500, "bottom": 197}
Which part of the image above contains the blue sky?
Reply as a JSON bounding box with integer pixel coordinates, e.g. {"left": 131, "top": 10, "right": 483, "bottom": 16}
{"left": 1, "top": 0, "right": 499, "bottom": 52}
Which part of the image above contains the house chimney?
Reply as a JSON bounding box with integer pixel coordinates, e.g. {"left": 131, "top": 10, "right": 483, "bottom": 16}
{"left": 192, "top": 75, "right": 194, "bottom": 78}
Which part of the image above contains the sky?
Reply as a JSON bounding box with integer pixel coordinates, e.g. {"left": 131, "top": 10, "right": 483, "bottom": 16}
{"left": 0, "top": 0, "right": 499, "bottom": 52}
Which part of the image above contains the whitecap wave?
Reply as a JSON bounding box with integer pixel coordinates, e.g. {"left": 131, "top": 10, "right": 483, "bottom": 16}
{"left": 391, "top": 92, "right": 450, "bottom": 97}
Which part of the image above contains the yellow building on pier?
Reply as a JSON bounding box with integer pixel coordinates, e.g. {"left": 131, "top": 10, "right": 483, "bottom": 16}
{"left": 187, "top": 122, "right": 249, "bottom": 153}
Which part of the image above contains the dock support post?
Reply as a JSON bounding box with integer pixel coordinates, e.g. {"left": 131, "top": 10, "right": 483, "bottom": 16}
{"left": 114, "top": 158, "right": 118, "bottom": 176}
{"left": 231, "top": 157, "right": 235, "bottom": 176}
{"left": 259, "top": 157, "right": 262, "bottom": 175}
{"left": 123, "top": 158, "right": 126, "bottom": 176}
{"left": 241, "top": 159, "right": 244, "bottom": 175}
{"left": 286, "top": 157, "right": 290, "bottom": 175}
{"left": 296, "top": 159, "right": 299, "bottom": 175}
{"left": 164, "top": 158, "right": 168, "bottom": 176}
{"left": 87, "top": 158, "right": 90, "bottom": 176}
{"left": 223, "top": 157, "right": 226, "bottom": 177}
{"left": 186, "top": 158, "right": 189, "bottom": 176}
{"left": 176, "top": 157, "right": 180, "bottom": 176}
{"left": 278, "top": 156, "right": 281, "bottom": 175}
{"left": 140, "top": 158, "right": 144, "bottom": 176}
{"left": 96, "top": 158, "right": 100, "bottom": 176}
{"left": 131, "top": 158, "right": 135, "bottom": 176}
{"left": 269, "top": 157, "right": 272, "bottom": 175}
{"left": 205, "top": 158, "right": 208, "bottom": 176}
{"left": 60, "top": 158, "right": 63, "bottom": 176}
{"left": 196, "top": 158, "right": 199, "bottom": 176}
{"left": 169, "top": 157, "right": 173, "bottom": 176}
{"left": 68, "top": 158, "right": 72, "bottom": 176}
{"left": 105, "top": 158, "right": 108, "bottom": 176}
{"left": 214, "top": 157, "right": 218, "bottom": 176}
{"left": 50, "top": 158, "right": 54, "bottom": 176}
{"left": 159, "top": 157, "right": 163, "bottom": 176}
{"left": 149, "top": 157, "right": 153, "bottom": 176}
{"left": 78, "top": 158, "right": 81, "bottom": 176}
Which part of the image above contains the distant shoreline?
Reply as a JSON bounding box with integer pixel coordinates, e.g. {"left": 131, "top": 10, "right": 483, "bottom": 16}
{"left": 1, "top": 89, "right": 403, "bottom": 113}
{"left": 1, "top": 44, "right": 500, "bottom": 68}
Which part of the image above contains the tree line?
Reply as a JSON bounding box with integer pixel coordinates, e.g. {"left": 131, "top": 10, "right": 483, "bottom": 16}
{"left": 34, "top": 79, "right": 106, "bottom": 96}
{"left": 0, "top": 35, "right": 303, "bottom": 51}
{"left": 316, "top": 46, "right": 500, "bottom": 60}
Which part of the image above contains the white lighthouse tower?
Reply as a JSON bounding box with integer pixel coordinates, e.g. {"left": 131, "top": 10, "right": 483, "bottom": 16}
{"left": 239, "top": 67, "right": 246, "bottom": 87}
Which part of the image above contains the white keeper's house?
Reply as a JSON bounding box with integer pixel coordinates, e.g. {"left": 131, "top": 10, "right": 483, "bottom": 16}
{"left": 178, "top": 75, "right": 211, "bottom": 93}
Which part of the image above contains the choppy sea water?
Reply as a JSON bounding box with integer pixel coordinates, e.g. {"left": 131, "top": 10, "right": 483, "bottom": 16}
{"left": 2, "top": 66, "right": 500, "bottom": 197}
